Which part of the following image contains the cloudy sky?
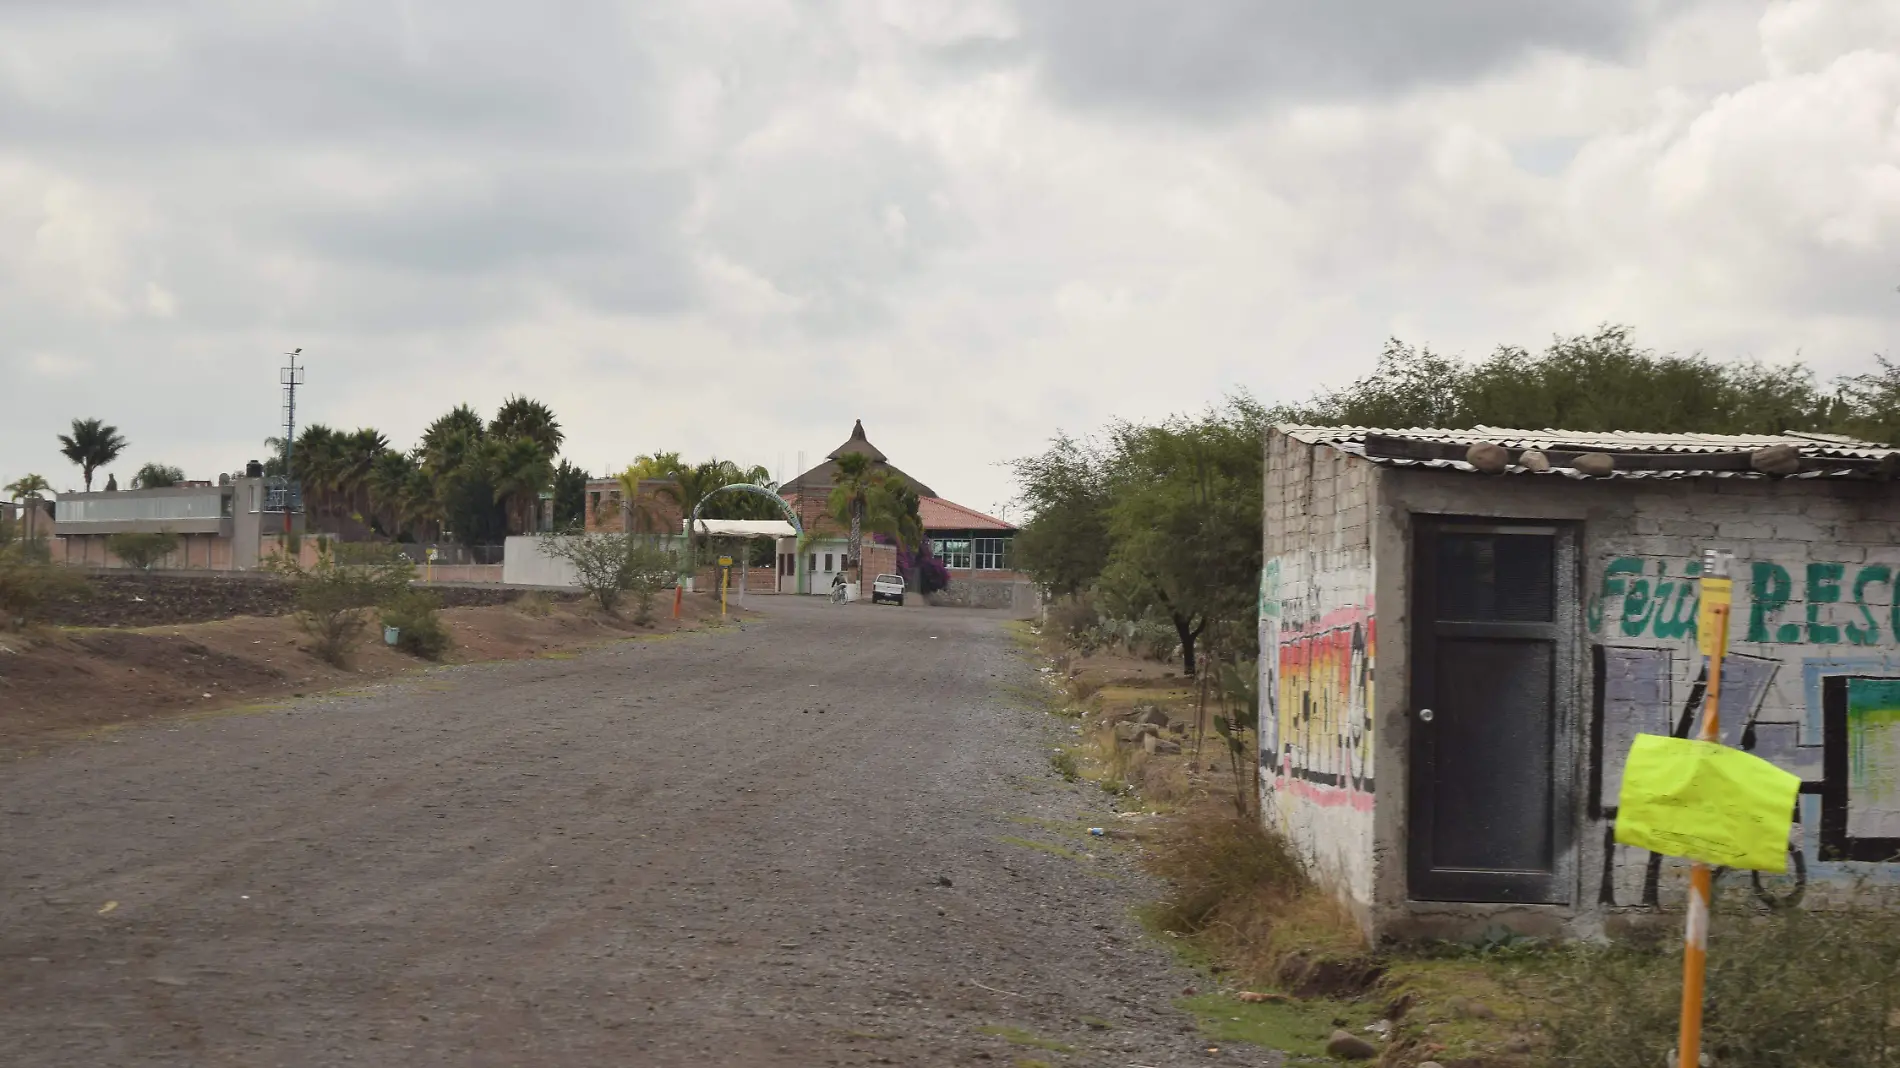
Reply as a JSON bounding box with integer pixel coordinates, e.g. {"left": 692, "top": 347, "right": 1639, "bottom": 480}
{"left": 4, "top": 0, "right": 1898, "bottom": 513}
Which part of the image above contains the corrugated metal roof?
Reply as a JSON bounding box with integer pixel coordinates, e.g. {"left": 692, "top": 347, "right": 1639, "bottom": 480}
{"left": 1276, "top": 425, "right": 1894, "bottom": 458}
{"left": 1274, "top": 425, "right": 1899, "bottom": 480}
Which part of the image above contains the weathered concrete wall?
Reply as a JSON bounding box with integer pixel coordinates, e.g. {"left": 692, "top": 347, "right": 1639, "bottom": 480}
{"left": 1371, "top": 467, "right": 1900, "bottom": 938}
{"left": 1260, "top": 433, "right": 1378, "bottom": 934}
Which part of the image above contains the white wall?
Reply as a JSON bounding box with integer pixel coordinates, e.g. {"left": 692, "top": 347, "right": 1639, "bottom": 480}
{"left": 502, "top": 535, "right": 580, "bottom": 587}
{"left": 775, "top": 536, "right": 851, "bottom": 595}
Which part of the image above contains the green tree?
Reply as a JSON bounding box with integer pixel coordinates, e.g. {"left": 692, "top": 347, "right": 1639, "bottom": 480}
{"left": 421, "top": 405, "right": 487, "bottom": 457}
{"left": 1011, "top": 433, "right": 1113, "bottom": 598}
{"left": 292, "top": 424, "right": 344, "bottom": 521}
{"left": 1295, "top": 326, "right": 1840, "bottom": 436}
{"left": 58, "top": 418, "right": 128, "bottom": 492}
{"left": 107, "top": 530, "right": 180, "bottom": 570}
{"left": 490, "top": 396, "right": 565, "bottom": 455}
{"left": 552, "top": 460, "right": 588, "bottom": 529}
{"left": 5, "top": 474, "right": 51, "bottom": 502}
{"left": 366, "top": 450, "right": 419, "bottom": 538}
{"left": 828, "top": 453, "right": 876, "bottom": 571}
{"left": 492, "top": 435, "right": 555, "bottom": 535}
{"left": 132, "top": 463, "right": 185, "bottom": 489}
{"left": 1096, "top": 399, "right": 1266, "bottom": 676}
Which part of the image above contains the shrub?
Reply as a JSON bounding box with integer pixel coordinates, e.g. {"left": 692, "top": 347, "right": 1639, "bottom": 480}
{"left": 381, "top": 589, "right": 452, "bottom": 660}
{"left": 1046, "top": 592, "right": 1099, "bottom": 645}
{"left": 267, "top": 541, "right": 414, "bottom": 666}
{"left": 1145, "top": 806, "right": 1310, "bottom": 935}
{"left": 0, "top": 537, "right": 88, "bottom": 628}
{"left": 538, "top": 531, "right": 676, "bottom": 621}
{"left": 1539, "top": 895, "right": 1900, "bottom": 1068}
{"left": 513, "top": 591, "right": 553, "bottom": 617}
{"left": 106, "top": 530, "right": 180, "bottom": 571}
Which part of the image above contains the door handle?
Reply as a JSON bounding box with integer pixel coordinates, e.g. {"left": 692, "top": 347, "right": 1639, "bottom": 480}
{"left": 1418, "top": 708, "right": 1435, "bottom": 723}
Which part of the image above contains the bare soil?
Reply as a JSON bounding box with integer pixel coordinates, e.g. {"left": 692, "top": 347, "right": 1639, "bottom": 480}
{"left": 0, "top": 595, "right": 745, "bottom": 753}
{"left": 0, "top": 597, "right": 1268, "bottom": 1067}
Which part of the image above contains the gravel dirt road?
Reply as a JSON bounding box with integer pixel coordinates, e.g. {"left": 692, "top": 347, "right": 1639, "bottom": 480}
{"left": 2, "top": 597, "right": 1271, "bottom": 1067}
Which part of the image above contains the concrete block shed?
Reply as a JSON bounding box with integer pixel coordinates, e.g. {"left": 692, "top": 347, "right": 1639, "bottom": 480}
{"left": 1260, "top": 425, "right": 1900, "bottom": 942}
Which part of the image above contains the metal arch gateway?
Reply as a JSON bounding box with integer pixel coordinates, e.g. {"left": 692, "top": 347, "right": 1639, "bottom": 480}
{"left": 687, "top": 483, "right": 808, "bottom": 594}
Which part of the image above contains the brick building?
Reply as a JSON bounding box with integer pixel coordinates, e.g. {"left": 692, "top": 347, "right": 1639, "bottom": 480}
{"left": 776, "top": 420, "right": 1031, "bottom": 608}
{"left": 1262, "top": 425, "right": 1900, "bottom": 941}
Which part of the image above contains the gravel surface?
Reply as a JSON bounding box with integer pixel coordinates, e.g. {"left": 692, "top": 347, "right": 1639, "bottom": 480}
{"left": 1, "top": 597, "right": 1274, "bottom": 1067}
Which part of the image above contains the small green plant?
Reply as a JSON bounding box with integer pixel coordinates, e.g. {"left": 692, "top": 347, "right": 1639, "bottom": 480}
{"left": 0, "top": 536, "right": 88, "bottom": 628}
{"left": 106, "top": 529, "right": 180, "bottom": 571}
{"left": 1050, "top": 748, "right": 1081, "bottom": 782}
{"left": 268, "top": 541, "right": 414, "bottom": 666}
{"left": 976, "top": 1025, "right": 1074, "bottom": 1054}
{"left": 381, "top": 589, "right": 452, "bottom": 660}
{"left": 513, "top": 591, "right": 553, "bottom": 617}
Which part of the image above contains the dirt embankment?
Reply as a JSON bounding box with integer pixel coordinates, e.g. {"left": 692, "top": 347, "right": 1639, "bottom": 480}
{"left": 40, "top": 571, "right": 534, "bottom": 628}
{"left": 0, "top": 594, "right": 747, "bottom": 752}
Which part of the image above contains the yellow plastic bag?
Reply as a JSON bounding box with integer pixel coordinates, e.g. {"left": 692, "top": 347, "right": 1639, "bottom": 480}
{"left": 1614, "top": 733, "right": 1799, "bottom": 872}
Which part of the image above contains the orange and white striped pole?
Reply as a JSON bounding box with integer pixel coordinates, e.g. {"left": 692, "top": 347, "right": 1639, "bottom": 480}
{"left": 1678, "top": 548, "right": 1734, "bottom": 1068}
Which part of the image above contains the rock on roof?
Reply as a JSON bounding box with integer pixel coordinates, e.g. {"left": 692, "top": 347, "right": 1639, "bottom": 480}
{"left": 1275, "top": 424, "right": 1900, "bottom": 480}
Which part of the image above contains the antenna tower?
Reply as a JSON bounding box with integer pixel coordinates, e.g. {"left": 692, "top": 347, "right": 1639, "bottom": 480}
{"left": 280, "top": 349, "right": 306, "bottom": 533}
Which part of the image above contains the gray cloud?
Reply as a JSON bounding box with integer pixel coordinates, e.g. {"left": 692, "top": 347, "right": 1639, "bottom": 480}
{"left": 1011, "top": 0, "right": 1655, "bottom": 114}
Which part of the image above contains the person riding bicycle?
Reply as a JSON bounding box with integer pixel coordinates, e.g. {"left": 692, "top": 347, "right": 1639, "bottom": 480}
{"left": 830, "top": 569, "right": 848, "bottom": 603}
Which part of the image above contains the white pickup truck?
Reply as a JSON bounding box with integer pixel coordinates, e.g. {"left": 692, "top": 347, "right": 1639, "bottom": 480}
{"left": 871, "top": 573, "right": 907, "bottom": 606}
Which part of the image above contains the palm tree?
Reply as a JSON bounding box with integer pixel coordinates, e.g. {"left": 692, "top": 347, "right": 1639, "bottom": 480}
{"left": 58, "top": 418, "right": 128, "bottom": 492}
{"left": 421, "top": 405, "right": 486, "bottom": 463}
{"left": 337, "top": 428, "right": 390, "bottom": 522}
{"left": 652, "top": 460, "right": 734, "bottom": 548}
{"left": 366, "top": 450, "right": 417, "bottom": 537}
{"left": 293, "top": 424, "right": 344, "bottom": 521}
{"left": 491, "top": 436, "right": 554, "bottom": 535}
{"left": 400, "top": 461, "right": 439, "bottom": 542}
{"left": 5, "top": 474, "right": 51, "bottom": 501}
{"left": 490, "top": 396, "right": 564, "bottom": 455}
{"left": 828, "top": 452, "right": 877, "bottom": 573}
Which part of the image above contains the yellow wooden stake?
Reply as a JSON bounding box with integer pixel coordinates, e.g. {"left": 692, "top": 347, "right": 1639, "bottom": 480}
{"left": 1678, "top": 550, "right": 1734, "bottom": 1068}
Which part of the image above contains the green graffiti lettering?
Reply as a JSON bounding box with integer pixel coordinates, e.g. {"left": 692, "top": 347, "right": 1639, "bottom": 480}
{"left": 1806, "top": 562, "right": 1844, "bottom": 644}
{"left": 1748, "top": 562, "right": 1794, "bottom": 644}
{"left": 1651, "top": 576, "right": 1699, "bottom": 640}
{"left": 1850, "top": 565, "right": 1891, "bottom": 646}
{"left": 1620, "top": 577, "right": 1656, "bottom": 637}
{"left": 1589, "top": 557, "right": 1643, "bottom": 633}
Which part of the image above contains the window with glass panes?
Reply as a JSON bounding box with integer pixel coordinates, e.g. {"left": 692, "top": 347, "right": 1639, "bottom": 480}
{"left": 973, "top": 537, "right": 1010, "bottom": 570}
{"left": 935, "top": 538, "right": 972, "bottom": 569}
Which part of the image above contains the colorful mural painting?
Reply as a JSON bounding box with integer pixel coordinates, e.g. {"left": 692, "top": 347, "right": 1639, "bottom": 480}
{"left": 1590, "top": 553, "right": 1900, "bottom": 907}
{"left": 1260, "top": 553, "right": 1375, "bottom": 811}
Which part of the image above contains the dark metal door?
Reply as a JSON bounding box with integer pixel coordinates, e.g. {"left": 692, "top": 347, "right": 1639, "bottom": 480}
{"left": 1410, "top": 520, "right": 1575, "bottom": 904}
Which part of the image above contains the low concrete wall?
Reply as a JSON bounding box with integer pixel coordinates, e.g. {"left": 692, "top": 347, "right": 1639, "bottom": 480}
{"left": 418, "top": 563, "right": 503, "bottom": 584}
{"left": 925, "top": 579, "right": 1040, "bottom": 616}
{"left": 502, "top": 535, "right": 580, "bottom": 587}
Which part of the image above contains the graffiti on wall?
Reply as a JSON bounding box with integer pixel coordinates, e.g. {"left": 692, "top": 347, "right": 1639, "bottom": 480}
{"left": 1270, "top": 604, "right": 1375, "bottom": 805}
{"left": 1591, "top": 549, "right": 1900, "bottom": 904}
{"left": 1258, "top": 555, "right": 1375, "bottom": 810}
{"left": 1591, "top": 556, "right": 1900, "bottom": 647}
